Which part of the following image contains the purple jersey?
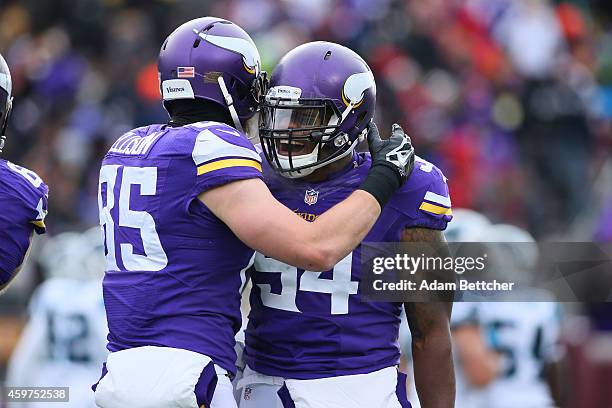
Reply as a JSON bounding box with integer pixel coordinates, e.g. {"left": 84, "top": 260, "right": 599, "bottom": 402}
{"left": 0, "top": 160, "right": 48, "bottom": 285}
{"left": 244, "top": 152, "right": 452, "bottom": 379}
{"left": 98, "top": 121, "right": 262, "bottom": 374}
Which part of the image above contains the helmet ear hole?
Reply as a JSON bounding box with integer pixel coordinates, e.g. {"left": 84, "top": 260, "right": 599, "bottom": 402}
{"left": 334, "top": 133, "right": 349, "bottom": 147}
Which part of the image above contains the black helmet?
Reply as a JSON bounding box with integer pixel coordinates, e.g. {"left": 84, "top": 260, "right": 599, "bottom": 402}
{"left": 0, "top": 54, "right": 13, "bottom": 154}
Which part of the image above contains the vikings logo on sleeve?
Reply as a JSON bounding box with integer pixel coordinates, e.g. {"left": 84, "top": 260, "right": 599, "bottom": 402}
{"left": 384, "top": 156, "right": 452, "bottom": 237}
{"left": 31, "top": 195, "right": 47, "bottom": 232}
{"left": 190, "top": 122, "right": 263, "bottom": 193}
{"left": 2, "top": 161, "right": 48, "bottom": 232}
{"left": 0, "top": 160, "right": 48, "bottom": 285}
{"left": 192, "top": 124, "right": 261, "bottom": 174}
{"left": 420, "top": 191, "right": 452, "bottom": 217}
{"left": 415, "top": 158, "right": 452, "bottom": 216}
{"left": 413, "top": 158, "right": 452, "bottom": 212}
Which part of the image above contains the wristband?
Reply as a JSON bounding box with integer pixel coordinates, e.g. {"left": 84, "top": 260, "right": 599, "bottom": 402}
{"left": 358, "top": 161, "right": 402, "bottom": 208}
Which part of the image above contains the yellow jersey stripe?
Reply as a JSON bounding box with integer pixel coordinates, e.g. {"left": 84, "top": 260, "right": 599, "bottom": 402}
{"left": 197, "top": 158, "right": 262, "bottom": 175}
{"left": 419, "top": 202, "right": 453, "bottom": 216}
{"left": 31, "top": 220, "right": 46, "bottom": 228}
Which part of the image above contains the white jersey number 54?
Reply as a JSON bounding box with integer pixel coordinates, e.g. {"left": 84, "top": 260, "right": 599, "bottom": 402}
{"left": 254, "top": 252, "right": 358, "bottom": 315}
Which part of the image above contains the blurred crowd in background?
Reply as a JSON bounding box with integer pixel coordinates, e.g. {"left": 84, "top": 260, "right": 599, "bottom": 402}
{"left": 1, "top": 0, "right": 611, "bottom": 242}
{"left": 0, "top": 0, "right": 611, "bottom": 406}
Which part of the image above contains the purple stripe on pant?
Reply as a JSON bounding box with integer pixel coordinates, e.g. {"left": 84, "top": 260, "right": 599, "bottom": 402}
{"left": 276, "top": 369, "right": 412, "bottom": 408}
{"left": 92, "top": 360, "right": 218, "bottom": 407}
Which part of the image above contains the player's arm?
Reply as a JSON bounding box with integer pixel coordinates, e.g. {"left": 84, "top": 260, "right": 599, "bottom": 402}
{"left": 200, "top": 123, "right": 415, "bottom": 272}
{"left": 452, "top": 323, "right": 501, "bottom": 387}
{"left": 201, "top": 179, "right": 378, "bottom": 271}
{"left": 403, "top": 228, "right": 455, "bottom": 408}
{"left": 544, "top": 359, "right": 567, "bottom": 407}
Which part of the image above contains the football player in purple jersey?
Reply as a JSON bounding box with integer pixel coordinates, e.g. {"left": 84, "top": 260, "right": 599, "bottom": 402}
{"left": 93, "top": 18, "right": 415, "bottom": 408}
{"left": 0, "top": 53, "right": 49, "bottom": 294}
{"left": 237, "top": 42, "right": 455, "bottom": 408}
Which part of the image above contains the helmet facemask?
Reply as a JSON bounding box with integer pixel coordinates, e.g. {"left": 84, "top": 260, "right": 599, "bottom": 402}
{"left": 0, "top": 89, "right": 12, "bottom": 155}
{"left": 260, "top": 96, "right": 360, "bottom": 178}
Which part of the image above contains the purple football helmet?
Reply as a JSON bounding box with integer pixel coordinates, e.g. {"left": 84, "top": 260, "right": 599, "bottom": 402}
{"left": 158, "top": 17, "right": 267, "bottom": 132}
{"left": 260, "top": 41, "right": 376, "bottom": 178}
{"left": 0, "top": 53, "right": 13, "bottom": 154}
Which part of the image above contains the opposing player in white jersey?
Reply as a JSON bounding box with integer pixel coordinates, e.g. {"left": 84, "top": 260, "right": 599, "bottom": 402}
{"left": 450, "top": 220, "right": 564, "bottom": 408}
{"left": 444, "top": 209, "right": 500, "bottom": 408}
{"left": 6, "top": 228, "right": 108, "bottom": 408}
{"left": 471, "top": 299, "right": 563, "bottom": 408}
{"left": 401, "top": 209, "right": 498, "bottom": 408}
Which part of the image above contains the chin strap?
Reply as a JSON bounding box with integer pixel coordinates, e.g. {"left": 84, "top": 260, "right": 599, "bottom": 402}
{"left": 0, "top": 97, "right": 11, "bottom": 154}
{"left": 328, "top": 100, "right": 355, "bottom": 126}
{"left": 340, "top": 101, "right": 356, "bottom": 123}
{"left": 217, "top": 76, "right": 244, "bottom": 133}
{"left": 278, "top": 136, "right": 361, "bottom": 179}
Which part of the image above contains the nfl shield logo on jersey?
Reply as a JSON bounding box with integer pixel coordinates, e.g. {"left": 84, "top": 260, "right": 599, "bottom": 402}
{"left": 304, "top": 189, "right": 319, "bottom": 205}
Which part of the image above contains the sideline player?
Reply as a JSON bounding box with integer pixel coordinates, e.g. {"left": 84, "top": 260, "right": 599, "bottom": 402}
{"left": 238, "top": 41, "right": 454, "bottom": 408}
{"left": 443, "top": 209, "right": 499, "bottom": 408}
{"left": 0, "top": 53, "right": 48, "bottom": 294}
{"left": 454, "top": 224, "right": 565, "bottom": 408}
{"left": 93, "top": 18, "right": 414, "bottom": 408}
{"left": 400, "top": 209, "right": 497, "bottom": 408}
{"left": 6, "top": 228, "right": 107, "bottom": 408}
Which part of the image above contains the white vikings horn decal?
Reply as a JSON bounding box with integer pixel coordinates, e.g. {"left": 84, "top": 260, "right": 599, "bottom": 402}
{"left": 341, "top": 71, "right": 375, "bottom": 107}
{"left": 194, "top": 30, "right": 261, "bottom": 74}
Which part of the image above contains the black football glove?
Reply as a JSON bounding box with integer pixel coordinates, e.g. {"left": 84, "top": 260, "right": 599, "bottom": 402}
{"left": 358, "top": 122, "right": 416, "bottom": 208}
{"left": 367, "top": 122, "right": 415, "bottom": 183}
